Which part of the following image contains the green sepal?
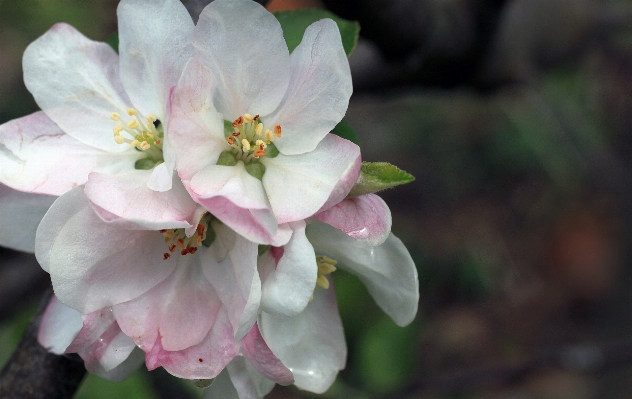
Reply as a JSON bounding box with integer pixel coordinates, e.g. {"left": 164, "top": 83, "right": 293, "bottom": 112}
{"left": 274, "top": 9, "right": 360, "bottom": 57}
{"left": 135, "top": 158, "right": 158, "bottom": 170}
{"left": 265, "top": 142, "right": 279, "bottom": 158}
{"left": 106, "top": 31, "right": 119, "bottom": 54}
{"left": 348, "top": 162, "right": 415, "bottom": 197}
{"left": 217, "top": 150, "right": 239, "bottom": 166}
{"left": 224, "top": 120, "right": 234, "bottom": 137}
{"left": 331, "top": 119, "right": 360, "bottom": 145}
{"left": 245, "top": 161, "right": 266, "bottom": 180}
{"left": 258, "top": 245, "right": 271, "bottom": 257}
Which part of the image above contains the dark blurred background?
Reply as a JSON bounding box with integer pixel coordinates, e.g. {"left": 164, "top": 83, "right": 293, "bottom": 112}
{"left": 3, "top": 0, "right": 632, "bottom": 398}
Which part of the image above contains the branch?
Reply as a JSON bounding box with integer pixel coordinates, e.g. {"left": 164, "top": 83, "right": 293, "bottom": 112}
{"left": 0, "top": 289, "right": 86, "bottom": 399}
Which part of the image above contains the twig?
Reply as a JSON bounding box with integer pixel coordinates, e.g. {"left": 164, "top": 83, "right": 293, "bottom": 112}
{"left": 0, "top": 289, "right": 86, "bottom": 399}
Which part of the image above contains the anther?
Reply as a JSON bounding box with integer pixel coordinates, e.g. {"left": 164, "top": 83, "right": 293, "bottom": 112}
{"left": 264, "top": 129, "right": 274, "bottom": 142}
{"left": 243, "top": 113, "right": 254, "bottom": 123}
{"left": 316, "top": 275, "right": 330, "bottom": 289}
{"left": 127, "top": 108, "right": 139, "bottom": 116}
{"left": 127, "top": 120, "right": 139, "bottom": 129}
{"left": 232, "top": 116, "right": 244, "bottom": 127}
{"left": 110, "top": 112, "right": 120, "bottom": 121}
{"left": 163, "top": 253, "right": 171, "bottom": 260}
{"left": 227, "top": 136, "right": 234, "bottom": 145}
{"left": 241, "top": 139, "right": 251, "bottom": 151}
{"left": 139, "top": 141, "right": 151, "bottom": 151}
{"left": 274, "top": 125, "right": 282, "bottom": 138}
{"left": 255, "top": 123, "right": 263, "bottom": 136}
{"left": 114, "top": 135, "right": 125, "bottom": 144}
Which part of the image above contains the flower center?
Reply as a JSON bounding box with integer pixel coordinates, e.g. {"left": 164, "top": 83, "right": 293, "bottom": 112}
{"left": 225, "top": 113, "right": 281, "bottom": 163}
{"left": 160, "top": 214, "right": 215, "bottom": 260}
{"left": 111, "top": 108, "right": 164, "bottom": 169}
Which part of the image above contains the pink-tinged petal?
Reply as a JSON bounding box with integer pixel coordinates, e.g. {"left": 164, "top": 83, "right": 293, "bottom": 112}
{"left": 260, "top": 221, "right": 317, "bottom": 317}
{"left": 0, "top": 184, "right": 55, "bottom": 253}
{"left": 262, "top": 134, "right": 361, "bottom": 224}
{"left": 36, "top": 187, "right": 177, "bottom": 314}
{"left": 205, "top": 222, "right": 260, "bottom": 340}
{"left": 168, "top": 57, "right": 225, "bottom": 181}
{"left": 265, "top": 19, "right": 352, "bottom": 155}
{"left": 77, "top": 322, "right": 143, "bottom": 382}
{"left": 225, "top": 358, "right": 276, "bottom": 399}
{"left": 260, "top": 276, "right": 346, "bottom": 393}
{"left": 189, "top": 163, "right": 278, "bottom": 244}
{"left": 23, "top": 23, "right": 131, "bottom": 153}
{"left": 192, "top": 0, "right": 290, "bottom": 118}
{"left": 146, "top": 162, "right": 173, "bottom": 192}
{"left": 114, "top": 247, "right": 221, "bottom": 352}
{"left": 317, "top": 151, "right": 362, "bottom": 213}
{"left": 241, "top": 323, "right": 294, "bottom": 385}
{"left": 306, "top": 222, "right": 419, "bottom": 326}
{"left": 202, "top": 369, "right": 240, "bottom": 399}
{"left": 38, "top": 295, "right": 83, "bottom": 355}
{"left": 66, "top": 307, "right": 116, "bottom": 353}
{"left": 118, "top": 0, "right": 194, "bottom": 117}
{"left": 315, "top": 194, "right": 392, "bottom": 247}
{"left": 0, "top": 112, "right": 138, "bottom": 196}
{"left": 84, "top": 170, "right": 196, "bottom": 230}
{"left": 146, "top": 308, "right": 238, "bottom": 379}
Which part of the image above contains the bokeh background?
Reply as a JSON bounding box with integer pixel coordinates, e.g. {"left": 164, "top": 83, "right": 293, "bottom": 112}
{"left": 3, "top": 0, "right": 632, "bottom": 398}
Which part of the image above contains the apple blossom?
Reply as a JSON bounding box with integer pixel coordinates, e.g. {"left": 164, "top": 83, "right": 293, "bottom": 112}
{"left": 168, "top": 0, "right": 361, "bottom": 245}
{"left": 0, "top": 0, "right": 195, "bottom": 226}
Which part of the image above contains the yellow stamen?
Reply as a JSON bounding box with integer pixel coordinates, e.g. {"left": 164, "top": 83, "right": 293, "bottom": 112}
{"left": 110, "top": 112, "right": 120, "bottom": 121}
{"left": 243, "top": 113, "right": 254, "bottom": 123}
{"left": 242, "top": 139, "right": 251, "bottom": 151}
{"left": 317, "top": 275, "right": 330, "bottom": 289}
{"left": 264, "top": 129, "right": 274, "bottom": 142}
{"left": 255, "top": 123, "right": 263, "bottom": 136}
{"left": 128, "top": 119, "right": 139, "bottom": 129}
{"left": 274, "top": 125, "right": 282, "bottom": 138}
{"left": 127, "top": 108, "right": 139, "bottom": 116}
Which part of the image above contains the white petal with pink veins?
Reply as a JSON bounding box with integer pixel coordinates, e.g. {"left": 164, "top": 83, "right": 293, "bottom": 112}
{"left": 189, "top": 163, "right": 278, "bottom": 244}
{"left": 259, "top": 276, "right": 346, "bottom": 393}
{"left": 315, "top": 194, "right": 392, "bottom": 246}
{"left": 23, "top": 23, "right": 131, "bottom": 153}
{"left": 118, "top": 0, "right": 194, "bottom": 118}
{"left": 0, "top": 112, "right": 138, "bottom": 196}
{"left": 260, "top": 221, "right": 317, "bottom": 317}
{"left": 0, "top": 184, "right": 55, "bottom": 253}
{"left": 192, "top": 0, "right": 290, "bottom": 119}
{"left": 84, "top": 170, "right": 196, "bottom": 230}
{"left": 262, "top": 134, "right": 360, "bottom": 224}
{"left": 264, "top": 19, "right": 352, "bottom": 156}
{"left": 306, "top": 222, "right": 419, "bottom": 327}
{"left": 36, "top": 187, "right": 177, "bottom": 314}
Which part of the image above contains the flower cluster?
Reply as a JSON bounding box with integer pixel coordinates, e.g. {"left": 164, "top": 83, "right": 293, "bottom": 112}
{"left": 0, "top": 0, "right": 418, "bottom": 397}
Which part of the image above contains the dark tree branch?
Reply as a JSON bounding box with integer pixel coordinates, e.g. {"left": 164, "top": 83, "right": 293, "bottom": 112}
{"left": 0, "top": 289, "right": 86, "bottom": 399}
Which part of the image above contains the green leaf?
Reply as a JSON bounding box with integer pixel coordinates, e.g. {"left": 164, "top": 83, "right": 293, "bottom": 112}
{"left": 348, "top": 162, "right": 415, "bottom": 197}
{"left": 106, "top": 31, "right": 118, "bottom": 53}
{"left": 134, "top": 157, "right": 158, "bottom": 170}
{"left": 274, "top": 9, "right": 360, "bottom": 56}
{"left": 331, "top": 118, "right": 360, "bottom": 145}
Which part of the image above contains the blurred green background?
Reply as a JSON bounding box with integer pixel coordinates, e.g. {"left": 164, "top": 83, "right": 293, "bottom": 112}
{"left": 4, "top": 0, "right": 632, "bottom": 398}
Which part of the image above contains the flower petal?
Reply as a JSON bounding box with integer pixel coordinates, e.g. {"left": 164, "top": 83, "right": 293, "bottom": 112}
{"left": 114, "top": 247, "right": 221, "bottom": 352}
{"left": 260, "top": 220, "right": 317, "bottom": 317}
{"left": 262, "top": 134, "right": 361, "bottom": 224}
{"left": 259, "top": 276, "right": 346, "bottom": 393}
{"left": 78, "top": 323, "right": 143, "bottom": 382}
{"left": 315, "top": 194, "right": 392, "bottom": 246}
{"left": 66, "top": 307, "right": 116, "bottom": 353}
{"left": 306, "top": 222, "right": 419, "bottom": 326}
{"left": 0, "top": 111, "right": 138, "bottom": 196}
{"left": 226, "top": 358, "right": 276, "bottom": 399}
{"left": 84, "top": 170, "right": 196, "bottom": 230}
{"left": 192, "top": 0, "right": 290, "bottom": 118}
{"left": 23, "top": 23, "right": 131, "bottom": 152}
{"left": 118, "top": 0, "right": 194, "bottom": 117}
{"left": 188, "top": 163, "right": 277, "bottom": 244}
{"left": 38, "top": 295, "right": 83, "bottom": 355}
{"left": 145, "top": 307, "right": 238, "bottom": 379}
{"left": 241, "top": 323, "right": 294, "bottom": 386}
{"left": 168, "top": 57, "right": 225, "bottom": 181}
{"left": 265, "top": 19, "right": 352, "bottom": 155}
{"left": 204, "top": 222, "right": 260, "bottom": 340}
{"left": 0, "top": 184, "right": 55, "bottom": 253}
{"left": 36, "top": 187, "right": 177, "bottom": 314}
